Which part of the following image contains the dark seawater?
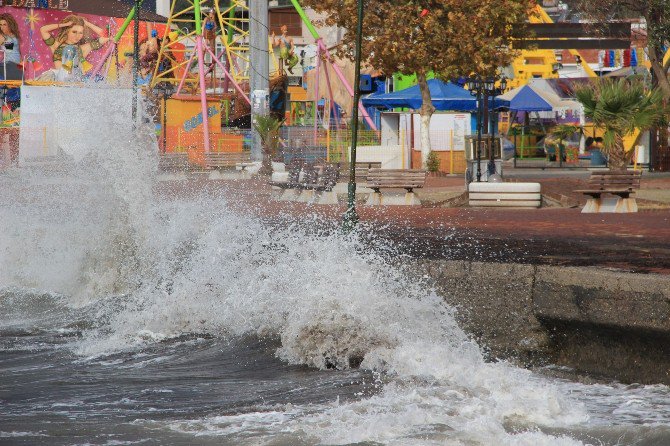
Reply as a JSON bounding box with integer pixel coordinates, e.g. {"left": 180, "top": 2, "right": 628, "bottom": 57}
{"left": 0, "top": 313, "right": 372, "bottom": 445}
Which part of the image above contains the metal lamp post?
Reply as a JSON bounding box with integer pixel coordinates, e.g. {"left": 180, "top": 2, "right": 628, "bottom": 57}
{"left": 343, "top": 0, "right": 365, "bottom": 232}
{"left": 466, "top": 75, "right": 506, "bottom": 182}
{"left": 466, "top": 76, "right": 484, "bottom": 182}
{"left": 487, "top": 76, "right": 506, "bottom": 177}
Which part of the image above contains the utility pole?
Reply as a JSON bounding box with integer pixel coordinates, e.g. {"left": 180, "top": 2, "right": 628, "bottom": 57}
{"left": 250, "top": 0, "right": 269, "bottom": 162}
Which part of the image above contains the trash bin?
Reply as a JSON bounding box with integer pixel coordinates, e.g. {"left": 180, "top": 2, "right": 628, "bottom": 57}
{"left": 465, "top": 135, "right": 503, "bottom": 184}
{"left": 589, "top": 149, "right": 607, "bottom": 167}
{"left": 466, "top": 159, "right": 503, "bottom": 184}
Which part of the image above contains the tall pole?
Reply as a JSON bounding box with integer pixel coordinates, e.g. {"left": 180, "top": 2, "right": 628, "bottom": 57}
{"left": 132, "top": 0, "right": 141, "bottom": 125}
{"left": 250, "top": 0, "right": 269, "bottom": 162}
{"left": 288, "top": 0, "right": 377, "bottom": 131}
{"left": 221, "top": 0, "right": 236, "bottom": 94}
{"left": 343, "top": 0, "right": 364, "bottom": 231}
{"left": 484, "top": 92, "right": 493, "bottom": 176}
{"left": 91, "top": 0, "right": 145, "bottom": 78}
{"left": 194, "top": 0, "right": 211, "bottom": 153}
{"left": 476, "top": 88, "right": 483, "bottom": 182}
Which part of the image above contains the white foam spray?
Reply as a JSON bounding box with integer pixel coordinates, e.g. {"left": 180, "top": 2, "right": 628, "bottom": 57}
{"left": 1, "top": 84, "right": 669, "bottom": 445}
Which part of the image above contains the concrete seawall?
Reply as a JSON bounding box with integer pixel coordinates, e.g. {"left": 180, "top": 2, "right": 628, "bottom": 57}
{"left": 414, "top": 260, "right": 670, "bottom": 384}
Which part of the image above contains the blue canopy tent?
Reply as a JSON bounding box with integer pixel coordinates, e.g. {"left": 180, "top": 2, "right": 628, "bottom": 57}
{"left": 496, "top": 85, "right": 553, "bottom": 112}
{"left": 362, "top": 79, "right": 508, "bottom": 111}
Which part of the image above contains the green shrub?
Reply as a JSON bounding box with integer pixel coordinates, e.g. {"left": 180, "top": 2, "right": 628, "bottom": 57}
{"left": 426, "top": 150, "right": 441, "bottom": 173}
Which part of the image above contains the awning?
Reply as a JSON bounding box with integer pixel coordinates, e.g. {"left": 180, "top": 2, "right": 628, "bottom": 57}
{"left": 497, "top": 85, "right": 553, "bottom": 112}
{"left": 362, "top": 78, "right": 508, "bottom": 112}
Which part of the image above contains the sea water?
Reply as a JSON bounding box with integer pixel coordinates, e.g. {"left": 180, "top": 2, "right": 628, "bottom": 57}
{"left": 1, "top": 88, "right": 670, "bottom": 446}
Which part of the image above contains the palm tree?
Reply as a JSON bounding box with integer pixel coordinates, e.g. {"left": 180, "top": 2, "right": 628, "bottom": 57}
{"left": 575, "top": 78, "right": 667, "bottom": 170}
{"left": 253, "top": 115, "right": 284, "bottom": 176}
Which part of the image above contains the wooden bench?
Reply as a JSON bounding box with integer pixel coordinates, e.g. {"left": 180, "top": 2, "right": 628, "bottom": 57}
{"left": 204, "top": 151, "right": 253, "bottom": 169}
{"left": 365, "top": 168, "right": 427, "bottom": 205}
{"left": 338, "top": 161, "right": 382, "bottom": 182}
{"left": 268, "top": 160, "right": 303, "bottom": 190}
{"left": 158, "top": 152, "right": 189, "bottom": 172}
{"left": 302, "top": 163, "right": 340, "bottom": 190}
{"left": 269, "top": 162, "right": 341, "bottom": 203}
{"left": 575, "top": 170, "right": 641, "bottom": 213}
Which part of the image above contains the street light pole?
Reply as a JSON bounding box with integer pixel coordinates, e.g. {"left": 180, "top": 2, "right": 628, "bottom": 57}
{"left": 343, "top": 0, "right": 365, "bottom": 232}
{"left": 467, "top": 75, "right": 506, "bottom": 182}
{"left": 467, "top": 77, "right": 483, "bottom": 182}
{"left": 476, "top": 87, "right": 483, "bottom": 182}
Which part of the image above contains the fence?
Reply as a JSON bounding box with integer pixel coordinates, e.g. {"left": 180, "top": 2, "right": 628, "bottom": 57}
{"left": 159, "top": 124, "right": 481, "bottom": 174}
{"left": 279, "top": 126, "right": 384, "bottom": 165}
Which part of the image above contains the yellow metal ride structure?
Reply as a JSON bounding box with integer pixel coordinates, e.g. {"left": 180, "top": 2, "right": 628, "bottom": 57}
{"left": 507, "top": 4, "right": 596, "bottom": 90}
{"left": 151, "top": 0, "right": 250, "bottom": 91}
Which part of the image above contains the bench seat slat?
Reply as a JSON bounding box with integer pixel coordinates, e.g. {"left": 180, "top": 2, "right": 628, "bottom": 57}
{"left": 590, "top": 179, "right": 641, "bottom": 184}
{"left": 575, "top": 189, "right": 635, "bottom": 193}
{"left": 367, "top": 169, "right": 427, "bottom": 189}
{"left": 204, "top": 152, "right": 251, "bottom": 168}
{"left": 577, "top": 170, "right": 641, "bottom": 198}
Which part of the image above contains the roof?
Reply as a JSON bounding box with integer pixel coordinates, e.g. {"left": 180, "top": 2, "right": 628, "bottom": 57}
{"left": 498, "top": 85, "right": 553, "bottom": 112}
{"left": 498, "top": 80, "right": 582, "bottom": 113}
{"left": 362, "top": 79, "right": 508, "bottom": 112}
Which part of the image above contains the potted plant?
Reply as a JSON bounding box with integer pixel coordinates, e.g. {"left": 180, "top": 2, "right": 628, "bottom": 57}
{"left": 426, "top": 150, "right": 441, "bottom": 175}
{"left": 253, "top": 114, "right": 284, "bottom": 176}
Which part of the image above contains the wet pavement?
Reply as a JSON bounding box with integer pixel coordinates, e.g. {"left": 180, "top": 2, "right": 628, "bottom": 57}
{"left": 157, "top": 170, "right": 670, "bottom": 274}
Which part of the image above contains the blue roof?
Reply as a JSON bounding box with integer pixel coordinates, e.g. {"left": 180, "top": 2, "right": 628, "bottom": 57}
{"left": 505, "top": 85, "right": 553, "bottom": 112}
{"left": 362, "top": 79, "right": 508, "bottom": 112}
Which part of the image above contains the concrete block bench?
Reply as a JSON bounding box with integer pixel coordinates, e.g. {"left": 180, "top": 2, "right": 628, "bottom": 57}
{"left": 468, "top": 182, "right": 542, "bottom": 208}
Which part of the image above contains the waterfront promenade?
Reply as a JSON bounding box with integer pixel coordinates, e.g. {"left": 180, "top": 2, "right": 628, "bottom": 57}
{"left": 157, "top": 169, "right": 670, "bottom": 274}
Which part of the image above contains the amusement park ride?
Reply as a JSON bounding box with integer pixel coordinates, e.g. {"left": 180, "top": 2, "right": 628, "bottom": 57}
{"left": 137, "top": 0, "right": 377, "bottom": 155}
{"left": 0, "top": 1, "right": 668, "bottom": 169}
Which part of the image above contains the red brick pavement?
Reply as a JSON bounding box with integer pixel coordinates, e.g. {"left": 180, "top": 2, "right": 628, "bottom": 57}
{"left": 157, "top": 176, "right": 670, "bottom": 274}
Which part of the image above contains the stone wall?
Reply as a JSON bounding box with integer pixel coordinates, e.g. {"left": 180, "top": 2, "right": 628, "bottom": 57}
{"left": 414, "top": 260, "right": 670, "bottom": 384}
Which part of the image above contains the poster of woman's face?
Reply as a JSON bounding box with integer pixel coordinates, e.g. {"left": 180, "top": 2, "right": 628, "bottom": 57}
{"left": 0, "top": 6, "right": 166, "bottom": 79}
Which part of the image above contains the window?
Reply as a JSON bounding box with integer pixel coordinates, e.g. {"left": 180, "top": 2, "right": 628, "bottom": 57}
{"left": 269, "top": 10, "right": 302, "bottom": 37}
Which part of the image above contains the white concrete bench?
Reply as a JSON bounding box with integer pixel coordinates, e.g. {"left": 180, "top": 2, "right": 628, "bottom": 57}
{"left": 468, "top": 182, "right": 542, "bottom": 208}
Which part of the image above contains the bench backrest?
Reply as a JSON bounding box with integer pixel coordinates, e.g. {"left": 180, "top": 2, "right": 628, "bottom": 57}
{"left": 339, "top": 161, "right": 383, "bottom": 181}
{"left": 321, "top": 163, "right": 340, "bottom": 189}
{"left": 286, "top": 160, "right": 303, "bottom": 184}
{"left": 366, "top": 168, "right": 427, "bottom": 188}
{"left": 588, "top": 170, "right": 641, "bottom": 190}
{"left": 158, "top": 153, "right": 189, "bottom": 171}
{"left": 300, "top": 164, "right": 320, "bottom": 186}
{"left": 204, "top": 151, "right": 251, "bottom": 167}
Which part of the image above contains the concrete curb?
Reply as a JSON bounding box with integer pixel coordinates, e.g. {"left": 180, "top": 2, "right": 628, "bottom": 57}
{"left": 415, "top": 259, "right": 670, "bottom": 383}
